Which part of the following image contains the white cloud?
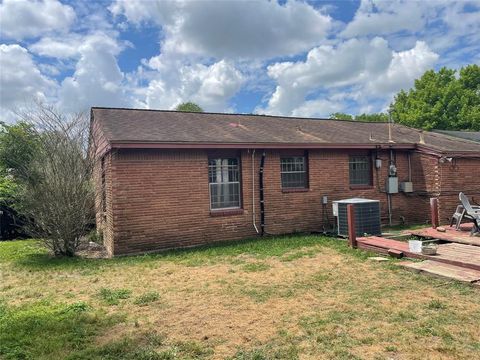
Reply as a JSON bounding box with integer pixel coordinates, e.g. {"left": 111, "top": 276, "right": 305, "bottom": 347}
{"left": 260, "top": 38, "right": 392, "bottom": 115}
{"left": 29, "top": 34, "right": 82, "bottom": 59}
{"left": 136, "top": 58, "right": 244, "bottom": 111}
{"left": 0, "top": 0, "right": 75, "bottom": 40}
{"left": 341, "top": 0, "right": 480, "bottom": 68}
{"left": 367, "top": 41, "right": 439, "bottom": 95}
{"left": 110, "top": 0, "right": 332, "bottom": 59}
{"left": 29, "top": 31, "right": 129, "bottom": 60}
{"left": 341, "top": 0, "right": 434, "bottom": 38}
{"left": 0, "top": 44, "right": 56, "bottom": 111}
{"left": 57, "top": 33, "right": 128, "bottom": 112}
{"left": 290, "top": 99, "right": 343, "bottom": 118}
{"left": 259, "top": 39, "right": 438, "bottom": 116}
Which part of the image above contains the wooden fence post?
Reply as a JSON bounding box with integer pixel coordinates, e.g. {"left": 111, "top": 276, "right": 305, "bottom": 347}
{"left": 347, "top": 204, "right": 357, "bottom": 248}
{"left": 430, "top": 197, "right": 439, "bottom": 229}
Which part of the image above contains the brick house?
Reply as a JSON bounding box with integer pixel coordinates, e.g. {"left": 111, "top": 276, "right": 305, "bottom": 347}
{"left": 90, "top": 107, "right": 480, "bottom": 256}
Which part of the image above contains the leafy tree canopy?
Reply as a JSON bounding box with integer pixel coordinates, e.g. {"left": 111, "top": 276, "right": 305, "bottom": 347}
{"left": 389, "top": 65, "right": 480, "bottom": 130}
{"left": 329, "top": 112, "right": 389, "bottom": 122}
{"left": 0, "top": 121, "right": 39, "bottom": 178}
{"left": 329, "top": 112, "right": 353, "bottom": 120}
{"left": 175, "top": 102, "right": 204, "bottom": 112}
{"left": 0, "top": 122, "right": 39, "bottom": 205}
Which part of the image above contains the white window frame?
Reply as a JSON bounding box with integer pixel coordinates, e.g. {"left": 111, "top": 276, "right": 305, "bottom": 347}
{"left": 208, "top": 157, "right": 241, "bottom": 210}
{"left": 280, "top": 156, "right": 308, "bottom": 189}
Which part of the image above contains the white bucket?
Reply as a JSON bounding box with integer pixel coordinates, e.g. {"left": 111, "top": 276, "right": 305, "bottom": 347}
{"left": 408, "top": 240, "right": 423, "bottom": 253}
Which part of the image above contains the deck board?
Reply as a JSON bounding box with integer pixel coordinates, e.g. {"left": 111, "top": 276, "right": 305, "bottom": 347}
{"left": 398, "top": 260, "right": 480, "bottom": 283}
{"left": 357, "top": 237, "right": 480, "bottom": 271}
{"left": 407, "top": 224, "right": 480, "bottom": 246}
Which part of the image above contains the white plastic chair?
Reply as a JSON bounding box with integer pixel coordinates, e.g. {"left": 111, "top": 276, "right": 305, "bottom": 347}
{"left": 459, "top": 192, "right": 480, "bottom": 236}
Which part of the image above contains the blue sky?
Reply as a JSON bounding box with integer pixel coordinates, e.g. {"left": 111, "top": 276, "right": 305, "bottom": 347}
{"left": 0, "top": 0, "right": 479, "bottom": 121}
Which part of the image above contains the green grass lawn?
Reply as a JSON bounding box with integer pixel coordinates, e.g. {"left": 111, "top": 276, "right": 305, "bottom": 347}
{"left": 1, "top": 235, "right": 479, "bottom": 360}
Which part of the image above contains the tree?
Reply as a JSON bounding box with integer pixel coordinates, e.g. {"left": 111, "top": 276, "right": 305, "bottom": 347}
{"left": 0, "top": 121, "right": 38, "bottom": 178}
{"left": 329, "top": 112, "right": 389, "bottom": 122}
{"left": 175, "top": 102, "right": 204, "bottom": 112}
{"left": 329, "top": 112, "right": 353, "bottom": 120}
{"left": 389, "top": 65, "right": 480, "bottom": 130}
{"left": 355, "top": 113, "right": 389, "bottom": 122}
{"left": 3, "top": 103, "right": 95, "bottom": 256}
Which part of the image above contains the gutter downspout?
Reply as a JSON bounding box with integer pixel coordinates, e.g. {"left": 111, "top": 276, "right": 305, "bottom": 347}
{"left": 259, "top": 151, "right": 266, "bottom": 236}
{"left": 408, "top": 152, "right": 412, "bottom": 182}
{"left": 387, "top": 148, "right": 394, "bottom": 226}
{"left": 252, "top": 149, "right": 259, "bottom": 234}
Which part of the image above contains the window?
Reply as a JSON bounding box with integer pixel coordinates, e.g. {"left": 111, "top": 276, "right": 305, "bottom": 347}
{"left": 208, "top": 158, "right": 241, "bottom": 209}
{"left": 349, "top": 155, "right": 372, "bottom": 186}
{"left": 280, "top": 156, "right": 308, "bottom": 188}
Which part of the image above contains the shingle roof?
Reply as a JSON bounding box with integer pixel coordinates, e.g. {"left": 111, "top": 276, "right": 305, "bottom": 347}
{"left": 92, "top": 107, "right": 480, "bottom": 155}
{"left": 433, "top": 130, "right": 480, "bottom": 143}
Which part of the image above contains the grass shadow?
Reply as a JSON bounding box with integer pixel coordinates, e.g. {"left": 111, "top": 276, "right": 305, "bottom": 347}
{"left": 4, "top": 233, "right": 366, "bottom": 272}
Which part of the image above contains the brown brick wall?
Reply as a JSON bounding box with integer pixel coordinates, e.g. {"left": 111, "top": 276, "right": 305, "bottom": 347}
{"left": 93, "top": 152, "right": 114, "bottom": 255}
{"left": 91, "top": 147, "right": 478, "bottom": 256}
{"left": 262, "top": 149, "right": 433, "bottom": 236}
{"left": 108, "top": 149, "right": 259, "bottom": 255}
{"left": 437, "top": 158, "right": 480, "bottom": 223}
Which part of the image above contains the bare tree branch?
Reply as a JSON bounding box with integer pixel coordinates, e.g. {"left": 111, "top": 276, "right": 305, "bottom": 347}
{"left": 12, "top": 101, "right": 96, "bottom": 256}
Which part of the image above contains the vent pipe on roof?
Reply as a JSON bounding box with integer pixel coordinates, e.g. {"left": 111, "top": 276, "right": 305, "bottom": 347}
{"left": 388, "top": 112, "right": 394, "bottom": 143}
{"left": 419, "top": 131, "right": 426, "bottom": 145}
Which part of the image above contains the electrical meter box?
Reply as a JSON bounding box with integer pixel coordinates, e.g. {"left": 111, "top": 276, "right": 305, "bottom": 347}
{"left": 400, "top": 181, "right": 413, "bottom": 193}
{"left": 386, "top": 177, "right": 398, "bottom": 194}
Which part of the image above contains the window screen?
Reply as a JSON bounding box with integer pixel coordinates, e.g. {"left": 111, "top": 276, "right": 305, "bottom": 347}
{"left": 280, "top": 156, "right": 307, "bottom": 188}
{"left": 349, "top": 155, "right": 371, "bottom": 185}
{"left": 208, "top": 158, "right": 241, "bottom": 209}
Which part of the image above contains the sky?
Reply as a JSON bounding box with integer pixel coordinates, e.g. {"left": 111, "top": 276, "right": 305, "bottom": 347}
{"left": 0, "top": 0, "right": 479, "bottom": 122}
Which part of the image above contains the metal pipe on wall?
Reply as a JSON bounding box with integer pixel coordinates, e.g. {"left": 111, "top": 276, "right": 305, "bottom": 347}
{"left": 387, "top": 149, "right": 395, "bottom": 226}
{"left": 259, "top": 151, "right": 266, "bottom": 236}
{"left": 408, "top": 152, "right": 412, "bottom": 182}
{"left": 252, "top": 149, "right": 259, "bottom": 234}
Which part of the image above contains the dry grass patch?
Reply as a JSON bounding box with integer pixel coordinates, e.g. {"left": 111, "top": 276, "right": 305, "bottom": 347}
{"left": 1, "top": 236, "right": 480, "bottom": 359}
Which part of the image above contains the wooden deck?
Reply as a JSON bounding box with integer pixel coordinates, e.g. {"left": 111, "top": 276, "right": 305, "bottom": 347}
{"left": 406, "top": 223, "right": 480, "bottom": 246}
{"left": 357, "top": 236, "right": 480, "bottom": 271}
{"left": 398, "top": 260, "right": 480, "bottom": 283}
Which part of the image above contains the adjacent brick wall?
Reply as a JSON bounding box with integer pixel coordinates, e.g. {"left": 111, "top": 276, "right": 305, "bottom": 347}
{"left": 108, "top": 149, "right": 259, "bottom": 255}
{"left": 91, "top": 147, "right": 479, "bottom": 256}
{"left": 437, "top": 158, "right": 480, "bottom": 223}
{"left": 93, "top": 152, "right": 114, "bottom": 256}
{"left": 262, "top": 149, "right": 433, "bottom": 236}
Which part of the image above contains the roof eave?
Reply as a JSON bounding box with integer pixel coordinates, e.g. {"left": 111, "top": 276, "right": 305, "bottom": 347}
{"left": 109, "top": 141, "right": 416, "bottom": 150}
{"left": 416, "top": 144, "right": 480, "bottom": 158}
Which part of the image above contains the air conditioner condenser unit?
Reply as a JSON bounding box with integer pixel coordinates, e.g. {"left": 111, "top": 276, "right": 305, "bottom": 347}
{"left": 333, "top": 198, "right": 381, "bottom": 237}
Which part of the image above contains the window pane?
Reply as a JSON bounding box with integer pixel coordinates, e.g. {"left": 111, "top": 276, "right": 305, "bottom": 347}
{"left": 349, "top": 156, "right": 371, "bottom": 185}
{"left": 208, "top": 157, "right": 241, "bottom": 209}
{"left": 210, "top": 183, "right": 240, "bottom": 209}
{"left": 281, "top": 172, "right": 306, "bottom": 188}
{"left": 280, "top": 156, "right": 307, "bottom": 188}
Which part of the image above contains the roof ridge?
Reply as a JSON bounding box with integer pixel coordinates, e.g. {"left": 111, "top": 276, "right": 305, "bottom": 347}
{"left": 90, "top": 106, "right": 390, "bottom": 124}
